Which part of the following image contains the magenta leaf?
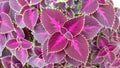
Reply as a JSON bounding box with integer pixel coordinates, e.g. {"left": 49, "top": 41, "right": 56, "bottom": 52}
{"left": 20, "top": 38, "right": 32, "bottom": 49}
{"left": 65, "top": 35, "right": 89, "bottom": 62}
{"left": 44, "top": 64, "right": 53, "bottom": 68}
{"left": 43, "top": 40, "right": 65, "bottom": 64}
{"left": 6, "top": 39, "right": 19, "bottom": 49}
{"left": 0, "top": 12, "right": 14, "bottom": 34}
{"left": 80, "top": 0, "right": 99, "bottom": 14}
{"left": 0, "top": 1, "right": 10, "bottom": 13}
{"left": 23, "top": 8, "right": 38, "bottom": 30}
{"left": 15, "top": 14, "right": 25, "bottom": 28}
{"left": 65, "top": 55, "right": 81, "bottom": 66}
{"left": 97, "top": 48, "right": 107, "bottom": 56}
{"left": 28, "top": 56, "right": 45, "bottom": 68}
{"left": 9, "top": 0, "right": 21, "bottom": 12}
{"left": 63, "top": 15, "right": 85, "bottom": 36}
{"left": 111, "top": 59, "right": 120, "bottom": 67}
{"left": 112, "top": 16, "right": 119, "bottom": 30}
{"left": 33, "top": 23, "right": 49, "bottom": 45}
{"left": 1, "top": 56, "right": 11, "bottom": 68}
{"left": 15, "top": 47, "right": 28, "bottom": 65}
{"left": 93, "top": 3, "right": 114, "bottom": 27}
{"left": 106, "top": 52, "right": 115, "bottom": 63}
{"left": 97, "top": 36, "right": 108, "bottom": 48}
{"left": 0, "top": 34, "right": 6, "bottom": 56}
{"left": 12, "top": 56, "right": 22, "bottom": 68}
{"left": 48, "top": 32, "right": 68, "bottom": 53}
{"left": 34, "top": 46, "right": 42, "bottom": 58}
{"left": 81, "top": 16, "right": 102, "bottom": 39}
{"left": 41, "top": 8, "right": 67, "bottom": 34}
{"left": 98, "top": 0, "right": 106, "bottom": 4}
{"left": 16, "top": 0, "right": 28, "bottom": 6}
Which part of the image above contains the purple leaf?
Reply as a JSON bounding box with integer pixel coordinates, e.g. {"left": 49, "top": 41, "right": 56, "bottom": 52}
{"left": 30, "top": 0, "right": 41, "bottom": 5}
{"left": 34, "top": 46, "right": 42, "bottom": 58}
{"left": 16, "top": 0, "right": 28, "bottom": 6}
{"left": 44, "top": 64, "right": 53, "bottom": 68}
{"left": 65, "top": 55, "right": 81, "bottom": 66}
{"left": 106, "top": 52, "right": 115, "bottom": 63}
{"left": 20, "top": 38, "right": 32, "bottom": 49}
{"left": 97, "top": 36, "right": 108, "bottom": 48}
{"left": 93, "top": 3, "right": 114, "bottom": 27}
{"left": 98, "top": 0, "right": 106, "bottom": 4}
{"left": 97, "top": 48, "right": 107, "bottom": 56}
{"left": 15, "top": 47, "right": 28, "bottom": 65}
{"left": 41, "top": 8, "right": 67, "bottom": 34}
{"left": 0, "top": 34, "right": 6, "bottom": 56}
{"left": 65, "top": 35, "right": 89, "bottom": 62}
{"left": 23, "top": 8, "right": 38, "bottom": 30}
{"left": 6, "top": 39, "right": 19, "bottom": 49}
{"left": 80, "top": 0, "right": 99, "bottom": 14}
{"left": 81, "top": 16, "right": 102, "bottom": 39}
{"left": 111, "top": 59, "right": 120, "bottom": 67}
{"left": 19, "top": 5, "right": 30, "bottom": 14}
{"left": 15, "top": 14, "right": 25, "bottom": 28}
{"left": 107, "top": 44, "right": 116, "bottom": 51}
{"left": 11, "top": 56, "right": 22, "bottom": 68}
{"left": 33, "top": 23, "right": 49, "bottom": 45}
{"left": 1, "top": 56, "right": 11, "bottom": 68}
{"left": 43, "top": 40, "right": 65, "bottom": 64}
{"left": 48, "top": 32, "right": 68, "bottom": 53}
{"left": 0, "top": 1, "right": 10, "bottom": 13}
{"left": 9, "top": 0, "right": 21, "bottom": 12}
{"left": 63, "top": 15, "right": 84, "bottom": 36}
{"left": 0, "top": 12, "right": 14, "bottom": 34}
{"left": 28, "top": 56, "right": 45, "bottom": 68}
{"left": 112, "top": 16, "right": 119, "bottom": 30}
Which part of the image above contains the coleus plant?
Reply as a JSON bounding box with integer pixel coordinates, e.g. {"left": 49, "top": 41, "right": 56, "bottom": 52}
{"left": 0, "top": 0, "right": 120, "bottom": 68}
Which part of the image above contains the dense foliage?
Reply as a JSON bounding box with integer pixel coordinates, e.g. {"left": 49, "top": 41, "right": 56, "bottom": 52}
{"left": 0, "top": 0, "right": 120, "bottom": 68}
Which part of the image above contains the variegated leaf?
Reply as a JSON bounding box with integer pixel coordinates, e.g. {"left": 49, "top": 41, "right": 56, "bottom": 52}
{"left": 65, "top": 35, "right": 89, "bottom": 62}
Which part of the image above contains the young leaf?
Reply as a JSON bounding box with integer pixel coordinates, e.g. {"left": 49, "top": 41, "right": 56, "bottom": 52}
{"left": 23, "top": 8, "right": 38, "bottom": 30}
{"left": 65, "top": 35, "right": 89, "bottom": 62}
{"left": 63, "top": 15, "right": 85, "bottom": 36}
{"left": 81, "top": 16, "right": 102, "bottom": 39}
{"left": 0, "top": 12, "right": 14, "bottom": 34}
{"left": 6, "top": 39, "right": 19, "bottom": 49}
{"left": 1, "top": 56, "right": 11, "bottom": 68}
{"left": 93, "top": 3, "right": 114, "bottom": 27}
{"left": 48, "top": 32, "right": 68, "bottom": 53}
{"left": 80, "top": 0, "right": 99, "bottom": 14}
{"left": 20, "top": 38, "right": 32, "bottom": 49}
{"left": 41, "top": 8, "right": 67, "bottom": 34}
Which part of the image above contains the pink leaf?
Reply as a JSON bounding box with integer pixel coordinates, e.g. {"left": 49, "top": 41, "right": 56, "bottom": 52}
{"left": 98, "top": 0, "right": 106, "bottom": 4}
{"left": 41, "top": 8, "right": 67, "bottom": 34}
{"left": 48, "top": 32, "right": 68, "bottom": 53}
{"left": 63, "top": 15, "right": 84, "bottom": 36}
{"left": 81, "top": 16, "right": 102, "bottom": 39}
{"left": 112, "top": 16, "right": 119, "bottom": 30}
{"left": 17, "top": 0, "right": 28, "bottom": 6}
{"left": 0, "top": 34, "right": 6, "bottom": 56}
{"left": 43, "top": 40, "right": 65, "bottom": 64}
{"left": 0, "top": 1, "right": 10, "bottom": 13}
{"left": 65, "top": 35, "right": 89, "bottom": 62}
{"left": 0, "top": 12, "right": 14, "bottom": 34}
{"left": 9, "top": 0, "right": 21, "bottom": 12}
{"left": 30, "top": 0, "right": 41, "bottom": 5}
{"left": 80, "top": 0, "right": 99, "bottom": 14}
{"left": 15, "top": 47, "right": 28, "bottom": 65}
{"left": 23, "top": 8, "right": 38, "bottom": 30}
{"left": 106, "top": 52, "right": 115, "bottom": 63}
{"left": 20, "top": 38, "right": 32, "bottom": 49}
{"left": 93, "top": 3, "right": 114, "bottom": 27}
{"left": 1, "top": 56, "right": 11, "bottom": 68}
{"left": 6, "top": 39, "right": 19, "bottom": 49}
{"left": 97, "top": 36, "right": 108, "bottom": 48}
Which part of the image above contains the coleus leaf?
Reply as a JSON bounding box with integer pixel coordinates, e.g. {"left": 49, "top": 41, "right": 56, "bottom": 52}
{"left": 65, "top": 55, "right": 81, "bottom": 66}
{"left": 80, "top": 0, "right": 99, "bottom": 14}
{"left": 16, "top": 0, "right": 28, "bottom": 6}
{"left": 106, "top": 52, "right": 115, "bottom": 63}
{"left": 12, "top": 56, "right": 22, "bottom": 68}
{"left": 0, "top": 34, "right": 6, "bottom": 56}
{"left": 112, "top": 16, "right": 119, "bottom": 30}
{"left": 63, "top": 15, "right": 84, "bottom": 36}
{"left": 23, "top": 8, "right": 38, "bottom": 30}
{"left": 0, "top": 12, "right": 14, "bottom": 34}
{"left": 1, "top": 56, "right": 11, "bottom": 68}
{"left": 9, "top": 0, "right": 21, "bottom": 12}
{"left": 65, "top": 35, "right": 89, "bottom": 62}
{"left": 33, "top": 23, "right": 49, "bottom": 45}
{"left": 44, "top": 64, "right": 53, "bottom": 68}
{"left": 0, "top": 1, "right": 10, "bottom": 13}
{"left": 20, "top": 38, "right": 32, "bottom": 49}
{"left": 93, "top": 3, "right": 114, "bottom": 27}
{"left": 97, "top": 36, "right": 109, "bottom": 48}
{"left": 28, "top": 56, "right": 45, "bottom": 68}
{"left": 111, "top": 59, "right": 120, "bottom": 67}
{"left": 6, "top": 39, "right": 19, "bottom": 49}
{"left": 81, "top": 16, "right": 102, "bottom": 39}
{"left": 34, "top": 46, "right": 42, "bottom": 58}
{"left": 15, "top": 14, "right": 25, "bottom": 28}
{"left": 15, "top": 47, "right": 28, "bottom": 65}
{"left": 43, "top": 40, "right": 65, "bottom": 64}
{"left": 48, "top": 32, "right": 68, "bottom": 53}
{"left": 98, "top": 0, "right": 106, "bottom": 4}
{"left": 30, "top": 0, "right": 41, "bottom": 5}
{"left": 41, "top": 8, "right": 67, "bottom": 34}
